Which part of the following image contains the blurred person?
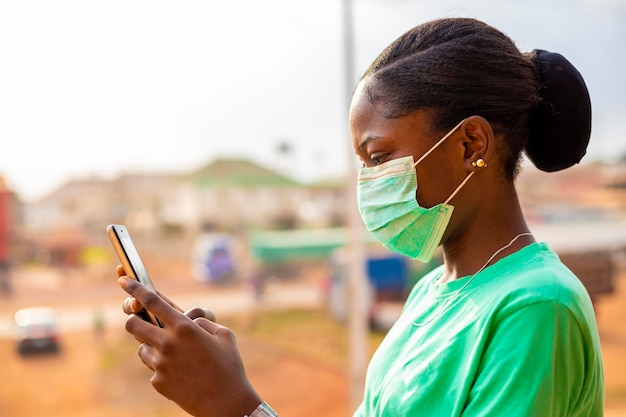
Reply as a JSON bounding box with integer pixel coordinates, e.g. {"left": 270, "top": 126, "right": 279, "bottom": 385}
{"left": 117, "top": 17, "right": 603, "bottom": 417}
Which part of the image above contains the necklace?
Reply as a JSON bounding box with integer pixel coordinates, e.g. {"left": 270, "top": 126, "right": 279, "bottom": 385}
{"left": 412, "top": 232, "right": 533, "bottom": 327}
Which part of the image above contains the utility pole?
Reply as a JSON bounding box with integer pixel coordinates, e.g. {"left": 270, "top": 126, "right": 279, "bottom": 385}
{"left": 341, "top": 0, "right": 368, "bottom": 412}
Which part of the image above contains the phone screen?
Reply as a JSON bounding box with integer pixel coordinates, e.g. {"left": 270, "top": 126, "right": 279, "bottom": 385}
{"left": 107, "top": 224, "right": 162, "bottom": 327}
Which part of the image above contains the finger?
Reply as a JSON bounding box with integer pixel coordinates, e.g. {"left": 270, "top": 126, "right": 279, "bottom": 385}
{"left": 125, "top": 313, "right": 163, "bottom": 346}
{"left": 118, "top": 279, "right": 181, "bottom": 314}
{"left": 116, "top": 265, "right": 126, "bottom": 277}
{"left": 192, "top": 317, "right": 233, "bottom": 341}
{"left": 193, "top": 317, "right": 219, "bottom": 336}
{"left": 185, "top": 307, "right": 216, "bottom": 322}
{"left": 116, "top": 274, "right": 183, "bottom": 314}
{"left": 157, "top": 290, "right": 184, "bottom": 313}
{"left": 118, "top": 276, "right": 182, "bottom": 328}
{"left": 137, "top": 342, "right": 156, "bottom": 371}
{"left": 122, "top": 296, "right": 143, "bottom": 315}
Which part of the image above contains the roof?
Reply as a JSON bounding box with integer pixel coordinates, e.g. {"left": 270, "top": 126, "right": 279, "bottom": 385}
{"left": 188, "top": 158, "right": 299, "bottom": 188}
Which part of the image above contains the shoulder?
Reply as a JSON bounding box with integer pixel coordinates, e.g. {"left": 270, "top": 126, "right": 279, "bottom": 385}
{"left": 482, "top": 242, "right": 595, "bottom": 325}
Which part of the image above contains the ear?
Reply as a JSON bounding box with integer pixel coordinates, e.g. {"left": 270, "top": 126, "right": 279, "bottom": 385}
{"left": 458, "top": 116, "right": 494, "bottom": 171}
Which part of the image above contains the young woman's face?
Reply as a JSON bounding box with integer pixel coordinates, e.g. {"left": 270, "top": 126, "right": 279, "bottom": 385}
{"left": 349, "top": 81, "right": 463, "bottom": 209}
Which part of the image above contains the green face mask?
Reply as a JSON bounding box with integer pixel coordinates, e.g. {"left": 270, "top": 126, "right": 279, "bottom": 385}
{"left": 357, "top": 121, "right": 474, "bottom": 262}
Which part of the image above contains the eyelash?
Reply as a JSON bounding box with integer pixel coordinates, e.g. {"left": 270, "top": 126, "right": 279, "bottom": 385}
{"left": 371, "top": 153, "right": 388, "bottom": 166}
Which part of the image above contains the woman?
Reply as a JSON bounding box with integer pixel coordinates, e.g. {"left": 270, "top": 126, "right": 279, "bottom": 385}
{"left": 118, "top": 17, "right": 604, "bottom": 416}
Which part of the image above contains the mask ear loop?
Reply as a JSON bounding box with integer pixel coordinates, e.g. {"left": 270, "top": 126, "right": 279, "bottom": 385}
{"left": 409, "top": 118, "right": 473, "bottom": 207}
{"left": 443, "top": 171, "right": 475, "bottom": 206}
{"left": 412, "top": 119, "right": 467, "bottom": 167}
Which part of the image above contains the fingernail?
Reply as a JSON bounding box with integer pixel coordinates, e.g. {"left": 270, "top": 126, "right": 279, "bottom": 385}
{"left": 118, "top": 276, "right": 130, "bottom": 289}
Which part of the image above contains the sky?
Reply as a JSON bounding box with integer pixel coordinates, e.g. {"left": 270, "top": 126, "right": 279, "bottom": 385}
{"left": 1, "top": 0, "right": 625, "bottom": 202}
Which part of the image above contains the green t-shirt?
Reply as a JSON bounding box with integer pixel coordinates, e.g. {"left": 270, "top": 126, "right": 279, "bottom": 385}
{"left": 354, "top": 242, "right": 604, "bottom": 416}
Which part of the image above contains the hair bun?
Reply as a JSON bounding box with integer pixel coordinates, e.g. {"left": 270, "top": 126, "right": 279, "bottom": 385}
{"left": 527, "top": 49, "right": 592, "bottom": 172}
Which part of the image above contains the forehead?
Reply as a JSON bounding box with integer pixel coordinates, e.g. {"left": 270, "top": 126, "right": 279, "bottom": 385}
{"left": 349, "top": 81, "right": 432, "bottom": 152}
{"left": 349, "top": 83, "right": 386, "bottom": 139}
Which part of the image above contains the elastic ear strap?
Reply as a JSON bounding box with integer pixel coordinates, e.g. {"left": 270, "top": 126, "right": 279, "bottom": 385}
{"left": 413, "top": 118, "right": 466, "bottom": 167}
{"left": 443, "top": 171, "right": 475, "bottom": 206}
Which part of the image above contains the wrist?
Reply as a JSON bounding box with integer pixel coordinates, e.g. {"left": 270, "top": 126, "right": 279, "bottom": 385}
{"left": 198, "top": 383, "right": 261, "bottom": 417}
{"left": 244, "top": 401, "right": 278, "bottom": 417}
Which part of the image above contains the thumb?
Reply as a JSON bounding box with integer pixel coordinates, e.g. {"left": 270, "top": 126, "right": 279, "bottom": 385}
{"left": 185, "top": 307, "right": 216, "bottom": 322}
{"left": 193, "top": 317, "right": 223, "bottom": 337}
{"left": 193, "top": 318, "right": 237, "bottom": 345}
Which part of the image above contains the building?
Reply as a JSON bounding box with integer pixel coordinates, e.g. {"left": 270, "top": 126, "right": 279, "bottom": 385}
{"left": 22, "top": 158, "right": 347, "bottom": 251}
{"left": 183, "top": 158, "right": 345, "bottom": 232}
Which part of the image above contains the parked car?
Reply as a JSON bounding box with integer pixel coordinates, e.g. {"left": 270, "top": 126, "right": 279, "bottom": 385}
{"left": 14, "top": 307, "right": 60, "bottom": 355}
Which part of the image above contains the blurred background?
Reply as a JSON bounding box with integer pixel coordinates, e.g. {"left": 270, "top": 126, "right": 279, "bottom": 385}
{"left": 0, "top": 0, "right": 625, "bottom": 416}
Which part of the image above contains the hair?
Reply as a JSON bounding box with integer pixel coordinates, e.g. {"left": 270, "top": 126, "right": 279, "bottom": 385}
{"left": 359, "top": 18, "right": 589, "bottom": 180}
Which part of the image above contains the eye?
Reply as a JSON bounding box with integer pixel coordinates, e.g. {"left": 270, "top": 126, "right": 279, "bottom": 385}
{"left": 370, "top": 152, "right": 389, "bottom": 166}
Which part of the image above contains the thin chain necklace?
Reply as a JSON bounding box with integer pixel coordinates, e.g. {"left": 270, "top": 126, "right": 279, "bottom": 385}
{"left": 412, "top": 232, "right": 533, "bottom": 327}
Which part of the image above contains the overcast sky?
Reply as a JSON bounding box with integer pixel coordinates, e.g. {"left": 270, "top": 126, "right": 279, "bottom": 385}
{"left": 1, "top": 0, "right": 624, "bottom": 201}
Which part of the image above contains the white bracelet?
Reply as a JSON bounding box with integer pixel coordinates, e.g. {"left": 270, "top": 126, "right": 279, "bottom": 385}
{"left": 245, "top": 401, "right": 278, "bottom": 417}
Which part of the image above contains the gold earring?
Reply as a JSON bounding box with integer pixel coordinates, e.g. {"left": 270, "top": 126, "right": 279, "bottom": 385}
{"left": 471, "top": 158, "right": 487, "bottom": 168}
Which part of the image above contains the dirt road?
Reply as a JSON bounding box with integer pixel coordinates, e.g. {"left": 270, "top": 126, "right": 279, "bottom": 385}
{"left": 0, "top": 316, "right": 349, "bottom": 417}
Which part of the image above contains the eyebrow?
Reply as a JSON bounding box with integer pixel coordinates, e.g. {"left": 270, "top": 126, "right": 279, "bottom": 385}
{"left": 357, "top": 135, "right": 385, "bottom": 151}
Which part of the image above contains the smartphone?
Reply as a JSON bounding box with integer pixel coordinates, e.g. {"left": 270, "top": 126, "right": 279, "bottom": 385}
{"left": 106, "top": 224, "right": 163, "bottom": 327}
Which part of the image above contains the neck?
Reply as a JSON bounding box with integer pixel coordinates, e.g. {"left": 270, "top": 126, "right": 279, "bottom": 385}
{"left": 439, "top": 190, "right": 535, "bottom": 284}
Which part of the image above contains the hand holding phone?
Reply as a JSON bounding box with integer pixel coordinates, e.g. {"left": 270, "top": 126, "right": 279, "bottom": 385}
{"left": 107, "top": 224, "right": 163, "bottom": 327}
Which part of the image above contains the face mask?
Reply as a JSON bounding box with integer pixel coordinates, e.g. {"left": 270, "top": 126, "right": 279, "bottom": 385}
{"left": 357, "top": 120, "right": 474, "bottom": 262}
